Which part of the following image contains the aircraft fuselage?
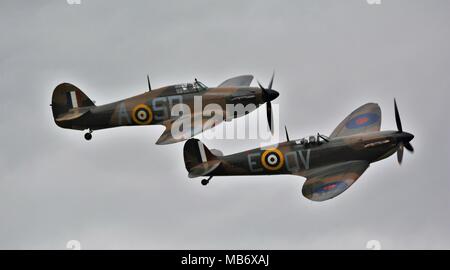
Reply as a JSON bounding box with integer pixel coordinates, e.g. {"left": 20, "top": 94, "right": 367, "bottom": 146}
{"left": 55, "top": 85, "right": 265, "bottom": 131}
{"left": 210, "top": 131, "right": 414, "bottom": 177}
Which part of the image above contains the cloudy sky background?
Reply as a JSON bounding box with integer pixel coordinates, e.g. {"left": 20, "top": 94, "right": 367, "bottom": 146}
{"left": 0, "top": 0, "right": 449, "bottom": 249}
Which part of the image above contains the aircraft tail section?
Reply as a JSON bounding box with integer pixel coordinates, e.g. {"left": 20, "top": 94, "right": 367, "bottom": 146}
{"left": 183, "top": 139, "right": 221, "bottom": 178}
{"left": 51, "top": 83, "right": 95, "bottom": 121}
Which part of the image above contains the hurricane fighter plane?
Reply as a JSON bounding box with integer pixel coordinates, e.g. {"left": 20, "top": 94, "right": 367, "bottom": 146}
{"left": 51, "top": 74, "right": 279, "bottom": 144}
{"left": 183, "top": 100, "right": 414, "bottom": 201}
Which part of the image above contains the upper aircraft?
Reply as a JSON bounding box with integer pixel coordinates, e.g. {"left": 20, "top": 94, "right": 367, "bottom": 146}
{"left": 183, "top": 100, "right": 414, "bottom": 201}
{"left": 51, "top": 74, "right": 279, "bottom": 144}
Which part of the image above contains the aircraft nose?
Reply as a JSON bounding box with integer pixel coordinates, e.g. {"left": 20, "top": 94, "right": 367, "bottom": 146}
{"left": 266, "top": 89, "right": 279, "bottom": 101}
{"left": 396, "top": 132, "right": 414, "bottom": 144}
{"left": 403, "top": 132, "right": 414, "bottom": 142}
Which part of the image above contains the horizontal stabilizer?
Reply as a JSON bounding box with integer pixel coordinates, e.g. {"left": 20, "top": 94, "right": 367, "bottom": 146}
{"left": 188, "top": 160, "right": 221, "bottom": 178}
{"left": 55, "top": 108, "right": 90, "bottom": 122}
{"left": 210, "top": 149, "right": 223, "bottom": 156}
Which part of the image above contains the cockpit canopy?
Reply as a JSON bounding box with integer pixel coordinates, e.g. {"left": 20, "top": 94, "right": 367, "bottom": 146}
{"left": 159, "top": 79, "right": 208, "bottom": 97}
{"left": 174, "top": 80, "right": 208, "bottom": 94}
{"left": 295, "top": 134, "right": 329, "bottom": 146}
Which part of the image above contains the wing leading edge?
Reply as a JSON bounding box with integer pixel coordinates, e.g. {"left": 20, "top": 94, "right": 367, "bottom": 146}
{"left": 155, "top": 113, "right": 223, "bottom": 145}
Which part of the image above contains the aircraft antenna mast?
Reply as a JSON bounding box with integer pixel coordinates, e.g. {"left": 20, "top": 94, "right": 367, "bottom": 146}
{"left": 147, "top": 74, "right": 151, "bottom": 91}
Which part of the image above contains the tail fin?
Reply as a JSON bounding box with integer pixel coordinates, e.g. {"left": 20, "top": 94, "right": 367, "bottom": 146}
{"left": 183, "top": 139, "right": 221, "bottom": 178}
{"left": 51, "top": 83, "right": 95, "bottom": 119}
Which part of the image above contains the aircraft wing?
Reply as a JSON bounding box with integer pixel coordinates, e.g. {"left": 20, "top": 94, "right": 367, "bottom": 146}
{"left": 155, "top": 113, "right": 223, "bottom": 145}
{"left": 55, "top": 108, "right": 91, "bottom": 122}
{"left": 218, "top": 75, "right": 253, "bottom": 88}
{"left": 301, "top": 160, "right": 369, "bottom": 202}
{"left": 330, "top": 103, "right": 381, "bottom": 138}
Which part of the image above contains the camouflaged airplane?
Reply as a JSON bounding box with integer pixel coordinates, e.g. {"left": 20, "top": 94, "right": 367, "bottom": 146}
{"left": 183, "top": 100, "right": 414, "bottom": 201}
{"left": 51, "top": 74, "right": 279, "bottom": 144}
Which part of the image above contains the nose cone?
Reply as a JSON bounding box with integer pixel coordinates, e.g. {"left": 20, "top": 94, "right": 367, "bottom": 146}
{"left": 402, "top": 132, "right": 414, "bottom": 142}
{"left": 405, "top": 132, "right": 414, "bottom": 142}
{"left": 265, "top": 89, "right": 279, "bottom": 102}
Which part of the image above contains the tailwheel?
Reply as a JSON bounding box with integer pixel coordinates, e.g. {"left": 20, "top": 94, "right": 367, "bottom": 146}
{"left": 84, "top": 130, "right": 93, "bottom": 141}
{"left": 201, "top": 176, "right": 213, "bottom": 186}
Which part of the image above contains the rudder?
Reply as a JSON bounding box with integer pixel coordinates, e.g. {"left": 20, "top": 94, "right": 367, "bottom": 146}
{"left": 183, "top": 139, "right": 218, "bottom": 172}
{"left": 51, "top": 83, "right": 95, "bottom": 119}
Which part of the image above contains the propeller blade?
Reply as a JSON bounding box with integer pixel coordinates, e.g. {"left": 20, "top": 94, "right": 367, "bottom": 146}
{"left": 147, "top": 75, "right": 151, "bottom": 91}
{"left": 258, "top": 74, "right": 276, "bottom": 134}
{"left": 268, "top": 71, "right": 275, "bottom": 90}
{"left": 285, "top": 126, "right": 290, "bottom": 142}
{"left": 404, "top": 142, "right": 414, "bottom": 153}
{"left": 397, "top": 143, "right": 404, "bottom": 164}
{"left": 257, "top": 81, "right": 265, "bottom": 91}
{"left": 394, "top": 99, "right": 403, "bottom": 132}
{"left": 267, "top": 101, "right": 273, "bottom": 134}
{"left": 257, "top": 81, "right": 267, "bottom": 100}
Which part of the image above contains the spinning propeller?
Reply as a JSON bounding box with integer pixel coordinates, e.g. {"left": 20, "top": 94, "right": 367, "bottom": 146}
{"left": 394, "top": 99, "right": 414, "bottom": 164}
{"left": 258, "top": 72, "right": 279, "bottom": 134}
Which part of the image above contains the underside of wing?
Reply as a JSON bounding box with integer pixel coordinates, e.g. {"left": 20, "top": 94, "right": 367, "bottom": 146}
{"left": 330, "top": 103, "right": 381, "bottom": 138}
{"left": 218, "top": 75, "right": 253, "bottom": 88}
{"left": 302, "top": 160, "right": 369, "bottom": 202}
{"left": 155, "top": 113, "right": 224, "bottom": 145}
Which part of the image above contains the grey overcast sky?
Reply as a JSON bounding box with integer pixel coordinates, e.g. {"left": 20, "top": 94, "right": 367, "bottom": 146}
{"left": 0, "top": 0, "right": 449, "bottom": 249}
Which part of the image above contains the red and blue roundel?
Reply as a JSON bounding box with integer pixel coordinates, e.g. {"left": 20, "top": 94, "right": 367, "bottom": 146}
{"left": 345, "top": 113, "right": 379, "bottom": 129}
{"left": 314, "top": 181, "right": 348, "bottom": 194}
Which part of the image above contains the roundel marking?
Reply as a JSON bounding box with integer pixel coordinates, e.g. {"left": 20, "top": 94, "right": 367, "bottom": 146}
{"left": 322, "top": 183, "right": 337, "bottom": 191}
{"left": 261, "top": 148, "right": 285, "bottom": 171}
{"left": 315, "top": 181, "right": 349, "bottom": 194}
{"left": 356, "top": 117, "right": 369, "bottom": 125}
{"left": 132, "top": 104, "right": 153, "bottom": 125}
{"left": 345, "top": 113, "right": 379, "bottom": 129}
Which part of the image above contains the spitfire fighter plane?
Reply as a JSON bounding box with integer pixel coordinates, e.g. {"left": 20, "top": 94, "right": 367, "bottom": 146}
{"left": 183, "top": 100, "right": 414, "bottom": 201}
{"left": 51, "top": 74, "right": 279, "bottom": 144}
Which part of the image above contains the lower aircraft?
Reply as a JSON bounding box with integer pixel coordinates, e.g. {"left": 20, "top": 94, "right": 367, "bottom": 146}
{"left": 183, "top": 100, "right": 414, "bottom": 201}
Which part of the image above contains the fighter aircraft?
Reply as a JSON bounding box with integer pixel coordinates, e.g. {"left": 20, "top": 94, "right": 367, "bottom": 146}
{"left": 51, "top": 74, "right": 279, "bottom": 144}
{"left": 183, "top": 100, "right": 414, "bottom": 201}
